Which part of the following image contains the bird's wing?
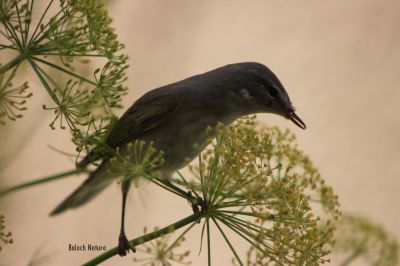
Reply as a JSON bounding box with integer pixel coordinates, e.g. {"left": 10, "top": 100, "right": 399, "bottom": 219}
{"left": 78, "top": 91, "right": 186, "bottom": 167}
{"left": 106, "top": 93, "right": 185, "bottom": 147}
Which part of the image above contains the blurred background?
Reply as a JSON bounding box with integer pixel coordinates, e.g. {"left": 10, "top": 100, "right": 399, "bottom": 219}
{"left": 0, "top": 0, "right": 399, "bottom": 265}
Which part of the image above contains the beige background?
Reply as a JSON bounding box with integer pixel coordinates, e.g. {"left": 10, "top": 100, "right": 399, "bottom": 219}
{"left": 1, "top": 0, "right": 399, "bottom": 265}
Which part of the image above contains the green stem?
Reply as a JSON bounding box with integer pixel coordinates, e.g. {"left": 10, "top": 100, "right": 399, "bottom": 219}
{"left": 29, "top": 0, "right": 55, "bottom": 45}
{"left": 0, "top": 54, "right": 25, "bottom": 74}
{"left": 339, "top": 250, "right": 363, "bottom": 266}
{"left": 164, "top": 221, "right": 196, "bottom": 254}
{"left": 0, "top": 44, "right": 17, "bottom": 50}
{"left": 39, "top": 53, "right": 105, "bottom": 57}
{"left": 206, "top": 218, "right": 211, "bottom": 266}
{"left": 3, "top": 19, "right": 23, "bottom": 50}
{"left": 81, "top": 213, "right": 202, "bottom": 266}
{"left": 212, "top": 217, "right": 244, "bottom": 266}
{"left": 32, "top": 56, "right": 97, "bottom": 86}
{"left": 28, "top": 59, "right": 61, "bottom": 105}
{"left": 0, "top": 168, "right": 86, "bottom": 196}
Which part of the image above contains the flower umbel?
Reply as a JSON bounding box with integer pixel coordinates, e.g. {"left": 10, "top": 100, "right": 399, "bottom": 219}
{"left": 0, "top": 66, "right": 31, "bottom": 124}
{"left": 0, "top": 0, "right": 26, "bottom": 25}
{"left": 333, "top": 214, "right": 399, "bottom": 266}
{"left": 92, "top": 57, "right": 128, "bottom": 109}
{"left": 72, "top": 115, "right": 118, "bottom": 160}
{"left": 0, "top": 0, "right": 128, "bottom": 159}
{"left": 42, "top": 79, "right": 89, "bottom": 130}
{"left": 175, "top": 117, "right": 340, "bottom": 265}
{"left": 108, "top": 140, "right": 165, "bottom": 184}
{"left": 133, "top": 227, "right": 192, "bottom": 266}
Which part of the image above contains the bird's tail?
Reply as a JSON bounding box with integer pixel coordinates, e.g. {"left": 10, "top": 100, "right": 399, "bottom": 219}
{"left": 50, "top": 163, "right": 113, "bottom": 216}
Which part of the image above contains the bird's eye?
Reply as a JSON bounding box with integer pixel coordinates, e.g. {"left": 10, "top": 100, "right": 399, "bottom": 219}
{"left": 260, "top": 78, "right": 279, "bottom": 98}
{"left": 269, "top": 86, "right": 278, "bottom": 98}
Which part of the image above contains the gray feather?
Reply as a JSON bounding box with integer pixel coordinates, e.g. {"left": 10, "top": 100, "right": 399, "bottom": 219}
{"left": 50, "top": 163, "right": 112, "bottom": 215}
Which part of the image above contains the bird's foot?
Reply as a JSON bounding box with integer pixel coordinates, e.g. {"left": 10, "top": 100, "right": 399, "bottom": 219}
{"left": 118, "top": 232, "right": 136, "bottom": 256}
{"left": 187, "top": 191, "right": 207, "bottom": 217}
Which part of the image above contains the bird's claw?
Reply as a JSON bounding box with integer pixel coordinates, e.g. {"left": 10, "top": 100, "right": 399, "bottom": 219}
{"left": 187, "top": 191, "right": 207, "bottom": 218}
{"left": 118, "top": 232, "right": 136, "bottom": 256}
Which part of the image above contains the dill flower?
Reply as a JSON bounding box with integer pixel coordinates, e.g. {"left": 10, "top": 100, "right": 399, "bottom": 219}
{"left": 133, "top": 227, "right": 192, "bottom": 266}
{"left": 177, "top": 117, "right": 340, "bottom": 265}
{"left": 0, "top": 67, "right": 31, "bottom": 124}
{"left": 334, "top": 214, "right": 399, "bottom": 266}
{"left": 0, "top": 0, "right": 128, "bottom": 156}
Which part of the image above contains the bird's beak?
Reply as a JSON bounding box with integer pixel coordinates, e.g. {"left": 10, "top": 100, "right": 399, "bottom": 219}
{"left": 286, "top": 111, "right": 306, "bottom": 129}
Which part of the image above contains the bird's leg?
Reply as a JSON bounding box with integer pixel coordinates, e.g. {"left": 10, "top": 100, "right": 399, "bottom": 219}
{"left": 156, "top": 178, "right": 188, "bottom": 197}
{"left": 118, "top": 179, "right": 136, "bottom": 256}
{"left": 158, "top": 179, "right": 207, "bottom": 215}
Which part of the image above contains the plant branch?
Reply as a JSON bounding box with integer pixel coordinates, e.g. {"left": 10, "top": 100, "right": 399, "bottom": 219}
{"left": 38, "top": 53, "right": 105, "bottom": 57}
{"left": 81, "top": 212, "right": 202, "bottom": 266}
{"left": 0, "top": 44, "right": 17, "bottom": 50}
{"left": 338, "top": 249, "right": 363, "bottom": 266}
{"left": 0, "top": 168, "right": 87, "bottom": 197}
{"left": 206, "top": 218, "right": 211, "bottom": 266}
{"left": 0, "top": 54, "right": 25, "bottom": 75}
{"left": 14, "top": 0, "right": 25, "bottom": 48}
{"left": 29, "top": 0, "right": 55, "bottom": 45}
{"left": 28, "top": 59, "right": 61, "bottom": 105}
{"left": 32, "top": 56, "right": 97, "bottom": 86}
{"left": 3, "top": 19, "right": 23, "bottom": 50}
{"left": 212, "top": 217, "right": 244, "bottom": 266}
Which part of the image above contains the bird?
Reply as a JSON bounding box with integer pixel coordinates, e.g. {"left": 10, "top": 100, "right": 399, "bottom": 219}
{"left": 50, "top": 62, "right": 306, "bottom": 256}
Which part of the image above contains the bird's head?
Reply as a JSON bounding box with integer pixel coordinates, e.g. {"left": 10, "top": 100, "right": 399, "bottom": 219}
{"left": 222, "top": 62, "right": 306, "bottom": 129}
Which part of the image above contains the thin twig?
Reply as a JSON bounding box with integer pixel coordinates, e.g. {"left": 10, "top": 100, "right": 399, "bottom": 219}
{"left": 0, "top": 168, "right": 87, "bottom": 196}
{"left": 81, "top": 212, "right": 202, "bottom": 266}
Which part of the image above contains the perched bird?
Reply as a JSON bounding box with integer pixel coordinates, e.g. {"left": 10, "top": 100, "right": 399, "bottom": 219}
{"left": 50, "top": 62, "right": 306, "bottom": 256}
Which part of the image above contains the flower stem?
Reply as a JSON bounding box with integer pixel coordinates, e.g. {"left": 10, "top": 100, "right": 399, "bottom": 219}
{"left": 0, "top": 54, "right": 25, "bottom": 74}
{"left": 339, "top": 250, "right": 363, "bottom": 266}
{"left": 0, "top": 168, "right": 86, "bottom": 196}
{"left": 81, "top": 212, "right": 202, "bottom": 266}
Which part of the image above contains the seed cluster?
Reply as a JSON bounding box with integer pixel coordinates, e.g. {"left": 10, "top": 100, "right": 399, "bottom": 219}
{"left": 185, "top": 116, "right": 340, "bottom": 265}
{"left": 0, "top": 0, "right": 128, "bottom": 159}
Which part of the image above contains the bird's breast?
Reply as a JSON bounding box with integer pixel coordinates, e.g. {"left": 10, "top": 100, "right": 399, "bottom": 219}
{"left": 146, "top": 113, "right": 233, "bottom": 175}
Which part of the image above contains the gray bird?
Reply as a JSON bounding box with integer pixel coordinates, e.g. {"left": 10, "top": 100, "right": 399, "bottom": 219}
{"left": 50, "top": 62, "right": 306, "bottom": 256}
